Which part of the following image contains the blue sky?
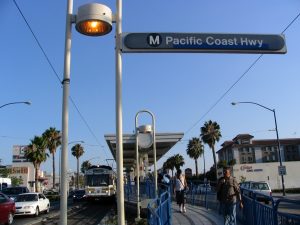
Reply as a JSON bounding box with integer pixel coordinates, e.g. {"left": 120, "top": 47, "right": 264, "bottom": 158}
{"left": 1, "top": 0, "right": 299, "bottom": 175}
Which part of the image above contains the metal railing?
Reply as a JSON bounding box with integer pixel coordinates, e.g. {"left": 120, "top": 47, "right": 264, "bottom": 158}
{"left": 147, "top": 184, "right": 172, "bottom": 225}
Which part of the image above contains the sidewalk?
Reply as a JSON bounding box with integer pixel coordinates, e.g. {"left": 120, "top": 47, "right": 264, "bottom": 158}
{"left": 172, "top": 202, "right": 223, "bottom": 225}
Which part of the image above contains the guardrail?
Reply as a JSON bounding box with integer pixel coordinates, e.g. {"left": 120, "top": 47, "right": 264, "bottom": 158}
{"left": 184, "top": 182, "right": 300, "bottom": 225}
{"left": 128, "top": 180, "right": 300, "bottom": 225}
{"left": 147, "top": 184, "right": 172, "bottom": 225}
{"left": 237, "top": 188, "right": 300, "bottom": 225}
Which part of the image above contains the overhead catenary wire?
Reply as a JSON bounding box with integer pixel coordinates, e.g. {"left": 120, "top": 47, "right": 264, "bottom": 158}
{"left": 12, "top": 0, "right": 110, "bottom": 159}
{"left": 184, "top": 11, "right": 300, "bottom": 136}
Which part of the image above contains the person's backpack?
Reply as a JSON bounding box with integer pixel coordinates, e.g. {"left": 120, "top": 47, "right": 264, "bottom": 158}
{"left": 162, "top": 174, "right": 170, "bottom": 184}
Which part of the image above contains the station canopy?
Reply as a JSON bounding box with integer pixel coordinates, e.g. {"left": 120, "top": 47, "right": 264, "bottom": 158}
{"left": 104, "top": 132, "right": 184, "bottom": 169}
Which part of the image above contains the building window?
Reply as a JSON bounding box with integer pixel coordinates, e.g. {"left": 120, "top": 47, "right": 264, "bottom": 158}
{"left": 284, "top": 145, "right": 300, "bottom": 161}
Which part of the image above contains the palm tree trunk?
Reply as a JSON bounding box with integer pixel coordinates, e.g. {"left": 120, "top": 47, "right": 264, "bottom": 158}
{"left": 52, "top": 152, "right": 55, "bottom": 189}
{"left": 77, "top": 158, "right": 79, "bottom": 189}
{"left": 211, "top": 146, "right": 218, "bottom": 182}
{"left": 195, "top": 159, "right": 198, "bottom": 177}
{"left": 35, "top": 165, "right": 39, "bottom": 192}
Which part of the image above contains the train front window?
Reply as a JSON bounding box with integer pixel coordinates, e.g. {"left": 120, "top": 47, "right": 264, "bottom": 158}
{"left": 86, "top": 174, "right": 109, "bottom": 186}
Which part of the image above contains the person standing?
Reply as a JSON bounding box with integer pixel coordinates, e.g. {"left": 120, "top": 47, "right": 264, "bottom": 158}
{"left": 174, "top": 169, "right": 187, "bottom": 213}
{"left": 217, "top": 166, "right": 243, "bottom": 225}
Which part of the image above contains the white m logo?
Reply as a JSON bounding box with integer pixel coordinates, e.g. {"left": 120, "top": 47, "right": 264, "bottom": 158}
{"left": 147, "top": 34, "right": 162, "bottom": 47}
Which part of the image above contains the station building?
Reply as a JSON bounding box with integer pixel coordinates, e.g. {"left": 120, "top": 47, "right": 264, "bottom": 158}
{"left": 217, "top": 134, "right": 300, "bottom": 190}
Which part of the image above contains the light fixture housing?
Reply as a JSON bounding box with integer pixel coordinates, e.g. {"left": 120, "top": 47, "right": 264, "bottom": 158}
{"left": 75, "top": 3, "right": 112, "bottom": 36}
{"left": 137, "top": 125, "right": 153, "bottom": 149}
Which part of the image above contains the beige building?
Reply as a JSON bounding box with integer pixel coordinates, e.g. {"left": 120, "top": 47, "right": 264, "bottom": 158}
{"left": 11, "top": 145, "right": 47, "bottom": 192}
{"left": 217, "top": 134, "right": 300, "bottom": 190}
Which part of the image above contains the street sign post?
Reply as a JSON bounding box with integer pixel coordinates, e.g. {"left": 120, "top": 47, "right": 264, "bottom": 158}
{"left": 278, "top": 165, "right": 287, "bottom": 176}
{"left": 122, "top": 33, "right": 286, "bottom": 54}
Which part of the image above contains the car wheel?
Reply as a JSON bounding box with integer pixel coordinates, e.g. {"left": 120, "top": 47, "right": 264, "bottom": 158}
{"left": 46, "top": 205, "right": 50, "bottom": 214}
{"left": 5, "top": 212, "right": 13, "bottom": 225}
{"left": 35, "top": 207, "right": 40, "bottom": 217}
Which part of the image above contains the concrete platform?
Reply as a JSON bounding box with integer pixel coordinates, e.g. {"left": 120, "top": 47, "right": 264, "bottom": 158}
{"left": 172, "top": 202, "right": 223, "bottom": 225}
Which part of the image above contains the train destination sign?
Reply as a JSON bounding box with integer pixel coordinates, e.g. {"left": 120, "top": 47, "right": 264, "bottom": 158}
{"left": 122, "top": 33, "right": 286, "bottom": 54}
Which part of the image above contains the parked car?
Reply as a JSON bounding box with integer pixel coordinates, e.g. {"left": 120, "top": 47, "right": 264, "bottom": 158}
{"left": 72, "top": 189, "right": 86, "bottom": 202}
{"left": 15, "top": 193, "right": 50, "bottom": 216}
{"left": 1, "top": 186, "right": 30, "bottom": 201}
{"left": 240, "top": 181, "right": 272, "bottom": 204}
{"left": 0, "top": 192, "right": 15, "bottom": 225}
{"left": 43, "top": 190, "right": 60, "bottom": 201}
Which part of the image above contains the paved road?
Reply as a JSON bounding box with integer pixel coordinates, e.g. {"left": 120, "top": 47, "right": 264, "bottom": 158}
{"left": 12, "top": 199, "right": 137, "bottom": 225}
{"left": 272, "top": 193, "right": 300, "bottom": 215}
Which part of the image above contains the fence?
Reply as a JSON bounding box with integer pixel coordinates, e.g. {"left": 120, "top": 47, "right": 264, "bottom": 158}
{"left": 184, "top": 182, "right": 300, "bottom": 225}
{"left": 127, "top": 180, "right": 300, "bottom": 225}
{"left": 238, "top": 189, "right": 300, "bottom": 225}
{"left": 147, "top": 188, "right": 172, "bottom": 225}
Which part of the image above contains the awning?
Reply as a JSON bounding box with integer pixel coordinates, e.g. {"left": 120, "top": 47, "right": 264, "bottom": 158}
{"left": 104, "top": 132, "right": 184, "bottom": 168}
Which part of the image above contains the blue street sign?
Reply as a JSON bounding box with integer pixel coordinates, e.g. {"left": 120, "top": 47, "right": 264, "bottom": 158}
{"left": 122, "top": 33, "right": 286, "bottom": 54}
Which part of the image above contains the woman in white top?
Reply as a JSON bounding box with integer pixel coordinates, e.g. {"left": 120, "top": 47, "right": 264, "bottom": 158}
{"left": 174, "top": 169, "right": 187, "bottom": 213}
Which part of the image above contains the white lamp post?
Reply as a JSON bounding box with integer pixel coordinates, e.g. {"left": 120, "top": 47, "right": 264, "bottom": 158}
{"left": 61, "top": 1, "right": 124, "bottom": 224}
{"left": 231, "top": 101, "right": 286, "bottom": 196}
{"left": 135, "top": 110, "right": 157, "bottom": 220}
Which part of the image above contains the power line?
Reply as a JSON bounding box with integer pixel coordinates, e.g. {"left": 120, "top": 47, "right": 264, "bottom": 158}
{"left": 184, "top": 11, "right": 300, "bottom": 136}
{"left": 12, "top": 0, "right": 110, "bottom": 159}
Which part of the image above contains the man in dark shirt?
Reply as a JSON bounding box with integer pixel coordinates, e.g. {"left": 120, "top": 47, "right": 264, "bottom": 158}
{"left": 217, "top": 167, "right": 243, "bottom": 225}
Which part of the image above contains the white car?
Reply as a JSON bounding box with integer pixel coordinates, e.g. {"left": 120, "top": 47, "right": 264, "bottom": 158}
{"left": 240, "top": 181, "right": 272, "bottom": 204}
{"left": 15, "top": 193, "right": 50, "bottom": 216}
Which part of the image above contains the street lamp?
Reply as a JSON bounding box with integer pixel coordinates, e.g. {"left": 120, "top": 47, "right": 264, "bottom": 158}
{"left": 231, "top": 101, "right": 286, "bottom": 196}
{"left": 135, "top": 110, "right": 157, "bottom": 220}
{"left": 0, "top": 101, "right": 31, "bottom": 109}
{"left": 61, "top": 1, "right": 124, "bottom": 225}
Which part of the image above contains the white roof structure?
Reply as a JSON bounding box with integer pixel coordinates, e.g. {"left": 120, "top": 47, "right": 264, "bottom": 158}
{"left": 104, "top": 132, "right": 184, "bottom": 168}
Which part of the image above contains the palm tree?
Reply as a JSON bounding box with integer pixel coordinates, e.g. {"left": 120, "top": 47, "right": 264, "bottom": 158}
{"left": 81, "top": 160, "right": 92, "bottom": 173}
{"left": 25, "top": 136, "right": 48, "bottom": 192}
{"left": 42, "top": 127, "right": 61, "bottom": 189}
{"left": 200, "top": 120, "right": 222, "bottom": 181}
{"left": 71, "top": 144, "right": 85, "bottom": 188}
{"left": 186, "top": 137, "right": 204, "bottom": 177}
{"left": 164, "top": 157, "right": 175, "bottom": 177}
{"left": 172, "top": 154, "right": 185, "bottom": 171}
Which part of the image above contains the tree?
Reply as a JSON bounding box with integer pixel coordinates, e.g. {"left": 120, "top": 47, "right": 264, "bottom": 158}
{"left": 71, "top": 144, "right": 85, "bottom": 189}
{"left": 0, "top": 168, "right": 10, "bottom": 177}
{"left": 163, "top": 158, "right": 175, "bottom": 177}
{"left": 42, "top": 127, "right": 61, "bottom": 189}
{"left": 81, "top": 160, "right": 92, "bottom": 173}
{"left": 217, "top": 160, "right": 227, "bottom": 169}
{"left": 186, "top": 137, "right": 204, "bottom": 177}
{"left": 172, "top": 154, "right": 185, "bottom": 171}
{"left": 25, "top": 136, "right": 48, "bottom": 192}
{"left": 11, "top": 176, "right": 23, "bottom": 187}
{"left": 200, "top": 120, "right": 222, "bottom": 182}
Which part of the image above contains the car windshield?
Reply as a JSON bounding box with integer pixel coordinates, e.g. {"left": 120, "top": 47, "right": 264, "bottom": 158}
{"left": 16, "top": 194, "right": 38, "bottom": 202}
{"left": 252, "top": 183, "right": 269, "bottom": 190}
{"left": 75, "top": 190, "right": 85, "bottom": 195}
{"left": 2, "top": 188, "right": 23, "bottom": 195}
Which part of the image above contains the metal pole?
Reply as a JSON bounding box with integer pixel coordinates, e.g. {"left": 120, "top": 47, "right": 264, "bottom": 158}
{"left": 151, "top": 112, "right": 158, "bottom": 198}
{"left": 135, "top": 110, "right": 158, "bottom": 197}
{"left": 273, "top": 109, "right": 286, "bottom": 196}
{"left": 60, "top": 0, "right": 73, "bottom": 224}
{"left": 115, "top": 0, "right": 125, "bottom": 224}
{"left": 232, "top": 101, "right": 286, "bottom": 196}
{"left": 134, "top": 118, "right": 140, "bottom": 220}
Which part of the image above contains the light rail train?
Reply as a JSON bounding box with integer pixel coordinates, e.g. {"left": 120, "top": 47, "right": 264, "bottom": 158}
{"left": 84, "top": 165, "right": 116, "bottom": 201}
